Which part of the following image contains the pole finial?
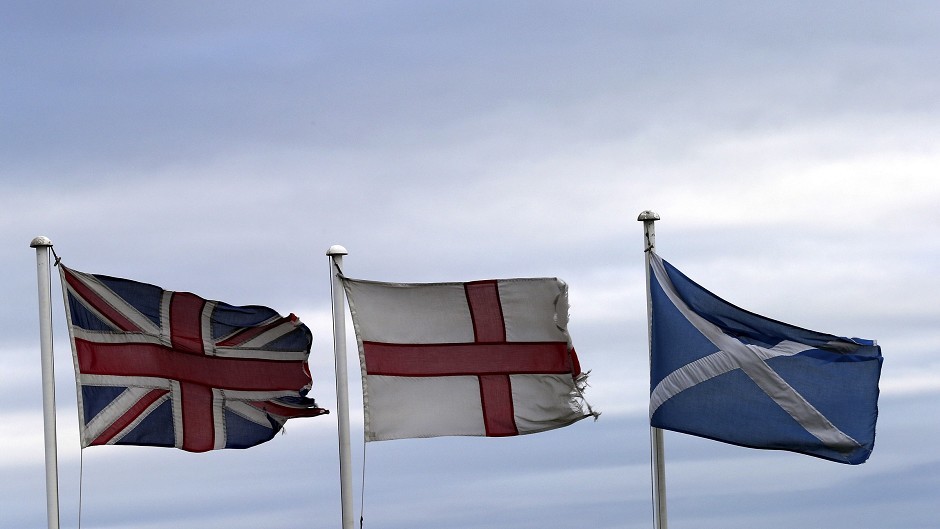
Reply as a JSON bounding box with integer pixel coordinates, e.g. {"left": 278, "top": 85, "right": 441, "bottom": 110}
{"left": 637, "top": 210, "right": 660, "bottom": 222}
{"left": 30, "top": 236, "right": 53, "bottom": 248}
{"left": 327, "top": 245, "right": 348, "bottom": 257}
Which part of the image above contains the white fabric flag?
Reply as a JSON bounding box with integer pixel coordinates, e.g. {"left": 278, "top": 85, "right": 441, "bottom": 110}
{"left": 342, "top": 277, "right": 595, "bottom": 441}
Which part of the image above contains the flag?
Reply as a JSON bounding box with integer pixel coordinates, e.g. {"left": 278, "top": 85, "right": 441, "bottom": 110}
{"left": 342, "top": 276, "right": 595, "bottom": 441}
{"left": 648, "top": 252, "right": 882, "bottom": 464}
{"left": 60, "top": 265, "right": 327, "bottom": 452}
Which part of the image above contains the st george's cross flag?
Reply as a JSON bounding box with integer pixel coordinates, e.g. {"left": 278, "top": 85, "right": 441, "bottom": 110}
{"left": 60, "top": 265, "right": 327, "bottom": 452}
{"left": 648, "top": 252, "right": 882, "bottom": 464}
{"left": 342, "top": 277, "right": 596, "bottom": 441}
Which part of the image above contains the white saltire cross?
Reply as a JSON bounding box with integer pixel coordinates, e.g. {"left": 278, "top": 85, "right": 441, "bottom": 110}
{"left": 648, "top": 254, "right": 860, "bottom": 453}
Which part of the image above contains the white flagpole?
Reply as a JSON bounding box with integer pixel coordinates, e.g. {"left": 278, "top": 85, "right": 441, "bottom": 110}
{"left": 638, "top": 211, "right": 667, "bottom": 529}
{"left": 327, "top": 245, "right": 354, "bottom": 529}
{"left": 31, "top": 236, "right": 60, "bottom": 529}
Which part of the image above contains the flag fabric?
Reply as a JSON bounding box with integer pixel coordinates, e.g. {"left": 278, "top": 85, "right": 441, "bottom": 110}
{"left": 60, "top": 265, "right": 327, "bottom": 452}
{"left": 648, "top": 252, "right": 882, "bottom": 464}
{"left": 342, "top": 276, "right": 595, "bottom": 441}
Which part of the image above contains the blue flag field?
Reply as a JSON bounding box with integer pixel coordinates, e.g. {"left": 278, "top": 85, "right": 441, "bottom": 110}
{"left": 648, "top": 252, "right": 883, "bottom": 464}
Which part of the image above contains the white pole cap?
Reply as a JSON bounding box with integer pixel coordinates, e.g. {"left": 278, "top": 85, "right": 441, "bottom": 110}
{"left": 30, "top": 236, "right": 53, "bottom": 248}
{"left": 327, "top": 245, "right": 348, "bottom": 256}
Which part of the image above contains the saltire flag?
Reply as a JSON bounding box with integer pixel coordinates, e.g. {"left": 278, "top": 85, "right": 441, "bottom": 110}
{"left": 342, "top": 276, "right": 596, "bottom": 441}
{"left": 60, "top": 265, "right": 327, "bottom": 452}
{"left": 648, "top": 252, "right": 882, "bottom": 464}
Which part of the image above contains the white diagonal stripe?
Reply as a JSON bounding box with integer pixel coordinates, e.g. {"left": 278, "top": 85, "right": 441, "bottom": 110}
{"left": 237, "top": 318, "right": 299, "bottom": 349}
{"left": 227, "top": 400, "right": 274, "bottom": 426}
{"left": 83, "top": 386, "right": 170, "bottom": 446}
{"left": 651, "top": 349, "right": 738, "bottom": 415}
{"left": 66, "top": 268, "right": 161, "bottom": 335}
{"left": 650, "top": 340, "right": 812, "bottom": 415}
{"left": 649, "top": 253, "right": 860, "bottom": 452}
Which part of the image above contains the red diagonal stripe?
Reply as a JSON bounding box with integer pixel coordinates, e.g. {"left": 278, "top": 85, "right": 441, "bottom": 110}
{"left": 363, "top": 341, "right": 571, "bottom": 376}
{"left": 63, "top": 268, "right": 143, "bottom": 333}
{"left": 216, "top": 315, "right": 295, "bottom": 348}
{"left": 76, "top": 339, "right": 311, "bottom": 391}
{"left": 90, "top": 388, "right": 169, "bottom": 446}
{"left": 465, "top": 280, "right": 505, "bottom": 342}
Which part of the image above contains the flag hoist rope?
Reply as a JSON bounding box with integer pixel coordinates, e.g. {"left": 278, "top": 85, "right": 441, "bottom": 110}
{"left": 638, "top": 212, "right": 668, "bottom": 529}
{"left": 32, "top": 236, "right": 61, "bottom": 529}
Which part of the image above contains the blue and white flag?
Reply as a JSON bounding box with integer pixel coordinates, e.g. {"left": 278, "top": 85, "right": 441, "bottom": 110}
{"left": 648, "top": 252, "right": 882, "bottom": 464}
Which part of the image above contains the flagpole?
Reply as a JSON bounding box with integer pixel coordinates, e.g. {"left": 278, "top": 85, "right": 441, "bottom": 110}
{"left": 327, "top": 245, "right": 355, "bottom": 529}
{"left": 31, "top": 236, "right": 60, "bottom": 529}
{"left": 638, "top": 211, "right": 667, "bottom": 529}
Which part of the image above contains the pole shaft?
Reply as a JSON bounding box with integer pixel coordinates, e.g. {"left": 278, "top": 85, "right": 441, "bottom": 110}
{"left": 639, "top": 213, "right": 667, "bottom": 529}
{"left": 328, "top": 248, "right": 354, "bottom": 529}
{"left": 32, "top": 238, "right": 60, "bottom": 529}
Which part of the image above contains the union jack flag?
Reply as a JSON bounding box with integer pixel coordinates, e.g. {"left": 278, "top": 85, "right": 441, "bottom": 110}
{"left": 60, "top": 265, "right": 327, "bottom": 452}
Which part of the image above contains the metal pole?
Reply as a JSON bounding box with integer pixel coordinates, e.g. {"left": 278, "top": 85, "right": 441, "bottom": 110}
{"left": 31, "top": 236, "right": 60, "bottom": 529}
{"left": 638, "top": 211, "right": 667, "bottom": 529}
{"left": 327, "top": 245, "right": 354, "bottom": 529}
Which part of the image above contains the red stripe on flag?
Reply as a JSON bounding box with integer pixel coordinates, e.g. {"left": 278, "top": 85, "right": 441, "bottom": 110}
{"left": 569, "top": 347, "right": 582, "bottom": 378}
{"left": 75, "top": 340, "right": 311, "bottom": 391}
{"left": 479, "top": 375, "right": 518, "bottom": 436}
{"left": 180, "top": 382, "right": 215, "bottom": 452}
{"left": 464, "top": 280, "right": 506, "bottom": 342}
{"left": 63, "top": 268, "right": 143, "bottom": 333}
{"left": 170, "top": 292, "right": 206, "bottom": 354}
{"left": 90, "top": 388, "right": 169, "bottom": 446}
{"left": 362, "top": 341, "right": 571, "bottom": 376}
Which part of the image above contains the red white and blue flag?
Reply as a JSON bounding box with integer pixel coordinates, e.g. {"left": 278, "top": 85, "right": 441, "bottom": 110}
{"left": 60, "top": 265, "right": 327, "bottom": 452}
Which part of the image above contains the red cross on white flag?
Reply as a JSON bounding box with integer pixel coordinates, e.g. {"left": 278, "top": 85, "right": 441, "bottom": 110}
{"left": 343, "top": 276, "right": 595, "bottom": 441}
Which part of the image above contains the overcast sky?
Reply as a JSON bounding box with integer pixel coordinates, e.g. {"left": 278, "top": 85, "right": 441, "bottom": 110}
{"left": 3, "top": 2, "right": 939, "bottom": 528}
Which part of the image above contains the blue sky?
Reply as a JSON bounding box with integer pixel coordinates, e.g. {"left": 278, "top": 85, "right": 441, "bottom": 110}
{"left": 3, "top": 2, "right": 939, "bottom": 528}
